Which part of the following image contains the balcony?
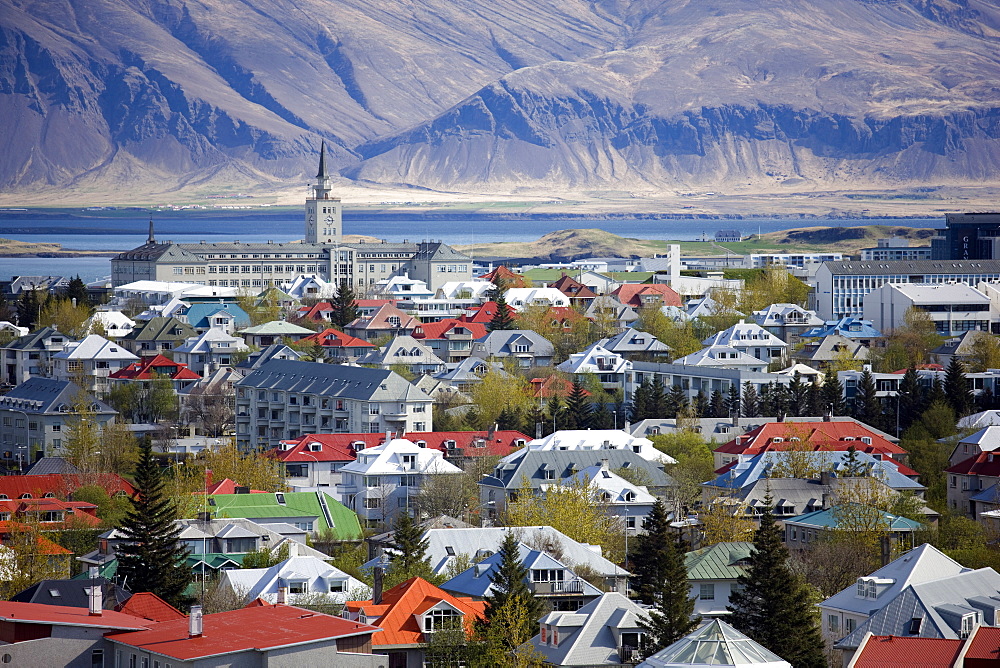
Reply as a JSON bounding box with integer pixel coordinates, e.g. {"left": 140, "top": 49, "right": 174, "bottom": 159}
{"left": 619, "top": 646, "right": 640, "bottom": 664}
{"left": 529, "top": 579, "right": 585, "bottom": 595}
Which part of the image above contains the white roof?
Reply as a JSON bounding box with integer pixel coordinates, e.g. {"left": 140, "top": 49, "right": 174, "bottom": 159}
{"left": 221, "top": 555, "right": 364, "bottom": 603}
{"left": 435, "top": 280, "right": 495, "bottom": 300}
{"left": 703, "top": 321, "right": 788, "bottom": 348}
{"left": 173, "top": 328, "right": 248, "bottom": 354}
{"left": 638, "top": 618, "right": 791, "bottom": 668}
{"left": 0, "top": 322, "right": 28, "bottom": 337}
{"left": 567, "top": 465, "right": 657, "bottom": 505}
{"left": 752, "top": 303, "right": 823, "bottom": 327}
{"left": 773, "top": 363, "right": 824, "bottom": 378}
{"left": 504, "top": 287, "right": 570, "bottom": 310}
{"left": 341, "top": 438, "right": 462, "bottom": 476}
{"left": 53, "top": 335, "right": 137, "bottom": 362}
{"left": 958, "top": 410, "right": 1000, "bottom": 430}
{"left": 886, "top": 282, "right": 989, "bottom": 303}
{"left": 672, "top": 345, "right": 768, "bottom": 369}
{"left": 88, "top": 311, "right": 135, "bottom": 334}
{"left": 114, "top": 280, "right": 203, "bottom": 293}
{"left": 514, "top": 429, "right": 675, "bottom": 465}
{"left": 957, "top": 425, "right": 1000, "bottom": 452}
{"left": 556, "top": 345, "right": 632, "bottom": 375}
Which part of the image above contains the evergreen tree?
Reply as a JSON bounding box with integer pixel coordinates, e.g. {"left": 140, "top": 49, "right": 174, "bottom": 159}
{"left": 842, "top": 445, "right": 867, "bottom": 477}
{"left": 787, "top": 372, "right": 809, "bottom": 416}
{"left": 727, "top": 500, "right": 826, "bottom": 668}
{"left": 979, "top": 385, "right": 997, "bottom": 412}
{"left": 480, "top": 532, "right": 544, "bottom": 641}
{"left": 649, "top": 378, "right": 669, "bottom": 418}
{"left": 115, "top": 440, "right": 189, "bottom": 608}
{"left": 708, "top": 390, "right": 725, "bottom": 419}
{"left": 629, "top": 380, "right": 651, "bottom": 422}
{"left": 741, "top": 382, "right": 761, "bottom": 418}
{"left": 926, "top": 375, "right": 948, "bottom": 408}
{"left": 693, "top": 391, "right": 709, "bottom": 418}
{"left": 896, "top": 367, "right": 924, "bottom": 432}
{"left": 17, "top": 289, "right": 40, "bottom": 329}
{"left": 547, "top": 395, "right": 565, "bottom": 429}
{"left": 944, "top": 356, "right": 974, "bottom": 418}
{"left": 853, "top": 369, "right": 882, "bottom": 429}
{"left": 65, "top": 275, "right": 88, "bottom": 306}
{"left": 390, "top": 511, "right": 429, "bottom": 574}
{"left": 589, "top": 402, "right": 614, "bottom": 429}
{"left": 488, "top": 293, "right": 516, "bottom": 331}
{"left": 629, "top": 500, "right": 672, "bottom": 605}
{"left": 329, "top": 281, "right": 358, "bottom": 328}
{"left": 563, "top": 382, "right": 591, "bottom": 430}
{"left": 806, "top": 380, "right": 822, "bottom": 416}
{"left": 638, "top": 534, "right": 699, "bottom": 658}
{"left": 725, "top": 383, "right": 741, "bottom": 418}
{"left": 666, "top": 385, "right": 688, "bottom": 419}
{"left": 821, "top": 367, "right": 847, "bottom": 416}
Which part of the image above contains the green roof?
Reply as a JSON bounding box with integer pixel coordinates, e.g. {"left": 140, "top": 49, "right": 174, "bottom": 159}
{"left": 72, "top": 559, "right": 118, "bottom": 581}
{"left": 785, "top": 503, "right": 924, "bottom": 531}
{"left": 685, "top": 541, "right": 754, "bottom": 581}
{"left": 208, "top": 491, "right": 362, "bottom": 540}
{"left": 186, "top": 553, "right": 245, "bottom": 571}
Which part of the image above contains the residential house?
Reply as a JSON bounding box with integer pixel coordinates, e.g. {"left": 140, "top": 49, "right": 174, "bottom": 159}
{"left": 946, "top": 447, "right": 1000, "bottom": 518}
{"left": 0, "top": 497, "right": 102, "bottom": 529}
{"left": 106, "top": 601, "right": 384, "bottom": 668}
{"left": 931, "top": 331, "right": 983, "bottom": 367}
{"left": 819, "top": 543, "right": 968, "bottom": 655}
{"left": 558, "top": 345, "right": 632, "bottom": 390}
{"left": 442, "top": 542, "right": 604, "bottom": 611}
{"left": 566, "top": 461, "right": 657, "bottom": 534}
{"left": 237, "top": 320, "right": 314, "bottom": 347}
{"left": 586, "top": 296, "right": 639, "bottom": 331}
{"left": 504, "top": 287, "right": 570, "bottom": 310}
{"left": 0, "top": 326, "right": 75, "bottom": 386}
{"left": 221, "top": 551, "right": 365, "bottom": 604}
{"left": 11, "top": 576, "right": 130, "bottom": 611}
{"left": 273, "top": 433, "right": 358, "bottom": 490}
{"left": 471, "top": 329, "right": 555, "bottom": 368}
{"left": 284, "top": 274, "right": 334, "bottom": 300}
{"left": 339, "top": 438, "right": 462, "bottom": 527}
{"left": 518, "top": 430, "right": 675, "bottom": 465}
{"left": 177, "top": 301, "right": 251, "bottom": 334}
{"left": 411, "top": 320, "right": 485, "bottom": 363}
{"left": 108, "top": 354, "right": 201, "bottom": 393}
{"left": 375, "top": 274, "right": 434, "bottom": 301}
{"left": 833, "top": 566, "right": 1000, "bottom": 664}
{"left": 479, "top": 265, "right": 532, "bottom": 288}
{"left": 595, "top": 327, "right": 671, "bottom": 361}
{"left": 235, "top": 343, "right": 303, "bottom": 370}
{"left": 297, "top": 327, "right": 374, "bottom": 361}
{"left": 637, "top": 618, "right": 792, "bottom": 668}
{"left": 783, "top": 504, "right": 923, "bottom": 552}
{"left": 612, "top": 283, "right": 682, "bottom": 309}
{"left": 117, "top": 316, "right": 197, "bottom": 355}
{"left": 702, "top": 321, "right": 788, "bottom": 365}
{"left": 958, "top": 409, "right": 1000, "bottom": 430}
{"left": 0, "top": 321, "right": 28, "bottom": 342}
{"left": 432, "top": 357, "right": 505, "bottom": 392}
{"left": 845, "top": 634, "right": 963, "bottom": 668}
{"left": 234, "top": 360, "right": 433, "bottom": 450}
{"left": 171, "top": 328, "right": 249, "bottom": 376}
{"left": 685, "top": 542, "right": 753, "bottom": 618}
{"left": 480, "top": 449, "right": 672, "bottom": 518}
{"left": 791, "top": 334, "right": 869, "bottom": 371}
{"left": 0, "top": 471, "right": 134, "bottom": 499}
{"left": 357, "top": 335, "right": 446, "bottom": 375}
{"left": 209, "top": 490, "right": 363, "bottom": 540}
{"left": 87, "top": 311, "right": 136, "bottom": 339}
{"left": 342, "top": 577, "right": 485, "bottom": 668}
{"left": 801, "top": 317, "right": 883, "bottom": 348}
{"left": 530, "top": 375, "right": 577, "bottom": 400}
{"left": 456, "top": 300, "right": 506, "bottom": 326}
{"left": 752, "top": 303, "right": 825, "bottom": 342}
{"left": 345, "top": 303, "right": 419, "bottom": 342}
{"left": 864, "top": 282, "right": 994, "bottom": 337}
{"left": 949, "top": 426, "right": 1000, "bottom": 468}
{"left": 532, "top": 592, "right": 648, "bottom": 667}
{"left": 672, "top": 344, "right": 770, "bottom": 372}
{"left": 50, "top": 335, "right": 138, "bottom": 395}
{"left": 550, "top": 274, "right": 598, "bottom": 307}
{"left": 0, "top": 378, "right": 117, "bottom": 461}
{"left": 407, "top": 429, "right": 528, "bottom": 467}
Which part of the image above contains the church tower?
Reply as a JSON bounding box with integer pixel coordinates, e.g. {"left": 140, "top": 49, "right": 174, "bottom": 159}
{"left": 305, "top": 141, "right": 342, "bottom": 244}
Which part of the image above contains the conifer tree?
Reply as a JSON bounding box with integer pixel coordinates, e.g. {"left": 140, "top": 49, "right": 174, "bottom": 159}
{"left": 638, "top": 534, "right": 699, "bottom": 658}
{"left": 666, "top": 385, "right": 688, "bottom": 419}
{"left": 945, "top": 356, "right": 974, "bottom": 418}
{"left": 853, "top": 369, "right": 881, "bottom": 429}
{"left": 65, "top": 275, "right": 88, "bottom": 306}
{"left": 649, "top": 378, "right": 669, "bottom": 418}
{"left": 116, "top": 440, "right": 190, "bottom": 608}
{"left": 727, "top": 500, "right": 826, "bottom": 668}
{"left": 896, "top": 366, "right": 924, "bottom": 432}
{"left": 708, "top": 390, "right": 725, "bottom": 419}
{"left": 926, "top": 375, "right": 948, "bottom": 408}
{"left": 806, "top": 380, "right": 823, "bottom": 416}
{"left": 693, "top": 391, "right": 709, "bottom": 418}
{"left": 17, "top": 289, "right": 40, "bottom": 330}
{"left": 979, "top": 385, "right": 997, "bottom": 412}
{"left": 725, "top": 383, "right": 741, "bottom": 418}
{"left": 390, "top": 511, "right": 429, "bottom": 573}
{"left": 630, "top": 379, "right": 652, "bottom": 422}
{"left": 842, "top": 445, "right": 867, "bottom": 477}
{"left": 629, "top": 500, "right": 672, "bottom": 605}
{"left": 479, "top": 532, "right": 544, "bottom": 642}
{"left": 741, "top": 382, "right": 760, "bottom": 418}
{"left": 589, "top": 402, "right": 614, "bottom": 429}
{"left": 821, "top": 367, "right": 847, "bottom": 416}
{"left": 787, "top": 372, "right": 809, "bottom": 416}
{"left": 563, "top": 382, "right": 591, "bottom": 430}
{"left": 329, "top": 280, "right": 358, "bottom": 328}
{"left": 488, "top": 293, "right": 516, "bottom": 331}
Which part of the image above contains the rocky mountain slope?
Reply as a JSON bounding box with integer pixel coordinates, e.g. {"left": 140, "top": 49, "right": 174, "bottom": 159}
{"left": 3, "top": 0, "right": 1000, "bottom": 195}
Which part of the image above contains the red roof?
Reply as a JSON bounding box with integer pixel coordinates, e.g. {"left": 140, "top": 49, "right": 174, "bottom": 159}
{"left": 0, "top": 473, "right": 135, "bottom": 500}
{"left": 403, "top": 430, "right": 530, "bottom": 458}
{"left": 106, "top": 603, "right": 380, "bottom": 660}
{"left": 612, "top": 283, "right": 682, "bottom": 308}
{"left": 530, "top": 376, "right": 582, "bottom": 399}
{"left": 0, "top": 600, "right": 150, "bottom": 630}
{"left": 963, "top": 625, "right": 1000, "bottom": 661}
{"left": 412, "top": 320, "right": 487, "bottom": 340}
{"left": 550, "top": 274, "right": 598, "bottom": 299}
{"left": 850, "top": 635, "right": 962, "bottom": 667}
{"left": 273, "top": 434, "right": 358, "bottom": 463}
{"left": 715, "top": 421, "right": 909, "bottom": 461}
{"left": 458, "top": 301, "right": 506, "bottom": 324}
{"left": 0, "top": 531, "right": 73, "bottom": 555}
{"left": 946, "top": 451, "right": 1000, "bottom": 477}
{"left": 0, "top": 498, "right": 101, "bottom": 528}
{"left": 116, "top": 593, "right": 186, "bottom": 623}
{"left": 890, "top": 364, "right": 945, "bottom": 374}
{"left": 479, "top": 266, "right": 530, "bottom": 287}
{"left": 296, "top": 302, "right": 333, "bottom": 321}
{"left": 109, "top": 355, "right": 201, "bottom": 381}
{"left": 298, "top": 328, "right": 373, "bottom": 349}
{"left": 344, "top": 577, "right": 484, "bottom": 646}
{"left": 198, "top": 478, "right": 269, "bottom": 495}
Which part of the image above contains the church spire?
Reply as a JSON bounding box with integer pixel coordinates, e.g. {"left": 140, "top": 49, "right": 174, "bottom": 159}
{"left": 316, "top": 140, "right": 329, "bottom": 179}
{"left": 147, "top": 217, "right": 156, "bottom": 245}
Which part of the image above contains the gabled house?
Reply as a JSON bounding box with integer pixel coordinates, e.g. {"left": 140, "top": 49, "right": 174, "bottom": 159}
{"left": 685, "top": 542, "right": 753, "bottom": 618}
{"left": 783, "top": 504, "right": 923, "bottom": 552}
{"left": 595, "top": 327, "right": 671, "bottom": 361}
{"left": 611, "top": 284, "right": 682, "bottom": 310}
{"left": 471, "top": 329, "right": 555, "bottom": 368}
{"left": 518, "top": 430, "right": 673, "bottom": 465}
{"left": 0, "top": 326, "right": 75, "bottom": 386}
{"left": 273, "top": 433, "right": 358, "bottom": 490}
{"left": 441, "top": 543, "right": 603, "bottom": 611}
{"left": 672, "top": 345, "right": 770, "bottom": 371}
{"left": 284, "top": 274, "right": 334, "bottom": 300}
{"left": 586, "top": 296, "right": 639, "bottom": 330}
{"left": 357, "top": 335, "right": 446, "bottom": 375}
{"left": 118, "top": 316, "right": 197, "bottom": 355}
{"left": 946, "top": 448, "right": 1000, "bottom": 518}
{"left": 801, "top": 317, "right": 883, "bottom": 348}
{"left": 931, "top": 330, "right": 982, "bottom": 367}
{"left": 532, "top": 591, "right": 648, "bottom": 667}
{"left": 411, "top": 320, "right": 486, "bottom": 363}
{"left": 296, "top": 327, "right": 374, "bottom": 361}
{"left": 557, "top": 345, "right": 631, "bottom": 390}
{"left": 87, "top": 311, "right": 136, "bottom": 339}
{"left": 176, "top": 301, "right": 251, "bottom": 334}
{"left": 702, "top": 321, "right": 788, "bottom": 365}
{"left": 402, "top": 429, "right": 528, "bottom": 465}
{"left": 504, "top": 287, "right": 570, "bottom": 310}
{"left": 550, "top": 274, "right": 598, "bottom": 307}
{"left": 237, "top": 320, "right": 314, "bottom": 347}
{"left": 433, "top": 357, "right": 504, "bottom": 392}
{"left": 752, "top": 303, "right": 824, "bottom": 341}
{"left": 791, "top": 333, "right": 869, "bottom": 371}
{"left": 456, "top": 300, "right": 507, "bottom": 325}
{"left": 221, "top": 551, "right": 365, "bottom": 604}
{"left": 343, "top": 577, "right": 485, "bottom": 668}
{"left": 235, "top": 343, "right": 303, "bottom": 370}
{"left": 478, "top": 265, "right": 531, "bottom": 288}
{"left": 11, "top": 576, "right": 130, "bottom": 610}
{"left": 345, "top": 303, "right": 418, "bottom": 342}
{"left": 565, "top": 461, "right": 657, "bottom": 534}
{"left": 171, "top": 328, "right": 249, "bottom": 376}
{"left": 50, "top": 335, "right": 138, "bottom": 394}
{"left": 108, "top": 354, "right": 201, "bottom": 392}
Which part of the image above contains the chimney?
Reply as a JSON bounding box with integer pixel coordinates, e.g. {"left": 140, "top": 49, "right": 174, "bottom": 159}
{"left": 373, "top": 565, "right": 384, "bottom": 605}
{"left": 386, "top": 430, "right": 392, "bottom": 443}
{"left": 189, "top": 605, "right": 203, "bottom": 638}
{"left": 287, "top": 541, "right": 297, "bottom": 558}
{"left": 536, "top": 422, "right": 543, "bottom": 439}
{"left": 205, "top": 468, "right": 213, "bottom": 489}
{"left": 88, "top": 567, "right": 101, "bottom": 616}
{"left": 820, "top": 471, "right": 832, "bottom": 487}
{"left": 277, "top": 587, "right": 287, "bottom": 605}
{"left": 600, "top": 458, "right": 609, "bottom": 471}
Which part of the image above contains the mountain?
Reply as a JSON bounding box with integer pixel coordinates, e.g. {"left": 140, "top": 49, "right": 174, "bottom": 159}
{"left": 3, "top": 0, "right": 1000, "bottom": 196}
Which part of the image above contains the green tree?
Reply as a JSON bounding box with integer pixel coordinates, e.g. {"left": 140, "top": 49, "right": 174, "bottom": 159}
{"left": 821, "top": 367, "right": 847, "bottom": 416}
{"left": 741, "top": 382, "right": 760, "bottom": 418}
{"left": 65, "top": 276, "right": 88, "bottom": 306}
{"left": 329, "top": 281, "right": 358, "bottom": 328}
{"left": 562, "top": 381, "right": 591, "bottom": 430}
{"left": 638, "top": 534, "right": 699, "bottom": 659}
{"left": 115, "top": 440, "right": 190, "bottom": 608}
{"left": 479, "top": 532, "right": 544, "bottom": 643}
{"left": 853, "top": 369, "right": 882, "bottom": 430}
{"left": 629, "top": 500, "right": 673, "bottom": 605}
{"left": 384, "top": 511, "right": 441, "bottom": 588}
{"left": 39, "top": 297, "right": 91, "bottom": 338}
{"left": 489, "top": 293, "right": 516, "bottom": 331}
{"left": 944, "top": 356, "right": 974, "bottom": 418}
{"left": 968, "top": 331, "right": 1000, "bottom": 372}
{"left": 896, "top": 367, "right": 925, "bottom": 433}
{"left": 727, "top": 501, "right": 825, "bottom": 668}
{"left": 17, "top": 289, "right": 41, "bottom": 330}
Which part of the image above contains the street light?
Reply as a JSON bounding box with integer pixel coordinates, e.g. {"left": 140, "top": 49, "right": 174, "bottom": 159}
{"left": 298, "top": 449, "right": 319, "bottom": 489}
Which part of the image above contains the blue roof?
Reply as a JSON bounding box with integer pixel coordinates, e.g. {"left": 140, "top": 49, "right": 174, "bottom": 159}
{"left": 784, "top": 503, "right": 923, "bottom": 531}
{"left": 180, "top": 302, "right": 251, "bottom": 329}
{"left": 705, "top": 451, "right": 923, "bottom": 492}
{"left": 801, "top": 317, "right": 882, "bottom": 339}
{"left": 970, "top": 483, "right": 998, "bottom": 503}
{"left": 440, "top": 543, "right": 603, "bottom": 599}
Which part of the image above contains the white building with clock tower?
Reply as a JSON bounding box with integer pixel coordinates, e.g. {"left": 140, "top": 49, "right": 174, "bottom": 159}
{"left": 304, "top": 141, "right": 342, "bottom": 244}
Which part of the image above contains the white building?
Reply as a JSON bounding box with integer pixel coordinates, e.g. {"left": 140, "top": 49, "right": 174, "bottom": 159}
{"left": 50, "top": 334, "right": 138, "bottom": 394}
{"left": 514, "top": 430, "right": 676, "bottom": 465}
{"left": 504, "top": 288, "right": 570, "bottom": 311}
{"left": 375, "top": 274, "right": 434, "bottom": 300}
{"left": 557, "top": 345, "right": 632, "bottom": 389}
{"left": 220, "top": 551, "right": 365, "bottom": 605}
{"left": 671, "top": 345, "right": 769, "bottom": 372}
{"left": 356, "top": 335, "right": 446, "bottom": 375}
{"left": 338, "top": 438, "right": 462, "bottom": 527}
{"left": 864, "top": 282, "right": 995, "bottom": 337}
{"left": 87, "top": 311, "right": 136, "bottom": 338}
{"left": 172, "top": 328, "right": 249, "bottom": 376}
{"left": 752, "top": 303, "right": 824, "bottom": 341}
{"left": 566, "top": 461, "right": 657, "bottom": 534}
{"left": 702, "top": 321, "right": 788, "bottom": 364}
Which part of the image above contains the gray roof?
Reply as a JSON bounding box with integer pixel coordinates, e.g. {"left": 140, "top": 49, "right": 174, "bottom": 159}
{"left": 0, "top": 377, "right": 116, "bottom": 416}
{"left": 821, "top": 259, "right": 1000, "bottom": 275}
{"left": 532, "top": 592, "right": 648, "bottom": 666}
{"left": 639, "top": 618, "right": 791, "bottom": 668}
{"left": 480, "top": 449, "right": 672, "bottom": 491}
{"left": 235, "top": 344, "right": 303, "bottom": 370}
{"left": 411, "top": 241, "right": 472, "bottom": 262}
{"left": 1, "top": 326, "right": 72, "bottom": 351}
{"left": 234, "top": 359, "right": 431, "bottom": 403}
{"left": 24, "top": 457, "right": 82, "bottom": 475}
{"left": 472, "top": 330, "right": 554, "bottom": 357}
{"left": 122, "top": 317, "right": 197, "bottom": 343}
{"left": 596, "top": 328, "right": 671, "bottom": 354}
{"left": 835, "top": 567, "right": 1000, "bottom": 649}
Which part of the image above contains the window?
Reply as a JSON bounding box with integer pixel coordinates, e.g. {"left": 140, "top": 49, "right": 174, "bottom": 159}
{"left": 329, "top": 580, "right": 346, "bottom": 593}
{"left": 845, "top": 618, "right": 855, "bottom": 634}
{"left": 828, "top": 614, "right": 840, "bottom": 633}
{"left": 699, "top": 584, "right": 715, "bottom": 600}
{"left": 364, "top": 497, "right": 382, "bottom": 509}
{"left": 424, "top": 607, "right": 461, "bottom": 632}
{"left": 908, "top": 617, "right": 923, "bottom": 635}
{"left": 961, "top": 614, "right": 975, "bottom": 639}
{"left": 91, "top": 649, "right": 104, "bottom": 668}
{"left": 288, "top": 581, "right": 307, "bottom": 594}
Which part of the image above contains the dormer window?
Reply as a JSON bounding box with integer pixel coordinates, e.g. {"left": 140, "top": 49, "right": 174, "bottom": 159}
{"left": 424, "top": 607, "right": 461, "bottom": 632}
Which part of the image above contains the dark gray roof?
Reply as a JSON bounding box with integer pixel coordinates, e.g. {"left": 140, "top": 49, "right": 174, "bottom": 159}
{"left": 235, "top": 359, "right": 431, "bottom": 402}
{"left": 1, "top": 327, "right": 72, "bottom": 351}
{"left": 481, "top": 449, "right": 672, "bottom": 490}
{"left": 411, "top": 241, "right": 472, "bottom": 262}
{"left": 473, "top": 330, "right": 554, "bottom": 357}
{"left": 0, "top": 377, "right": 116, "bottom": 416}
{"left": 24, "top": 457, "right": 82, "bottom": 475}
{"left": 235, "top": 344, "right": 303, "bottom": 370}
{"left": 822, "top": 259, "right": 1000, "bottom": 275}
{"left": 177, "top": 241, "right": 329, "bottom": 254}
{"left": 11, "top": 578, "right": 130, "bottom": 609}
{"left": 123, "top": 317, "right": 197, "bottom": 343}
{"left": 597, "top": 327, "right": 671, "bottom": 354}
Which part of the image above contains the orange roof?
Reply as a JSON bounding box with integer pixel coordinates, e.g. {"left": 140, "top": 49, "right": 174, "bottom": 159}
{"left": 530, "top": 376, "right": 583, "bottom": 399}
{"left": 479, "top": 266, "right": 530, "bottom": 287}
{"left": 851, "top": 635, "right": 962, "bottom": 667}
{"left": 963, "top": 625, "right": 1000, "bottom": 661}
{"left": 109, "top": 355, "right": 201, "bottom": 381}
{"left": 296, "top": 301, "right": 333, "bottom": 321}
{"left": 0, "top": 473, "right": 135, "bottom": 500}
{"left": 0, "top": 600, "right": 150, "bottom": 630}
{"left": 715, "top": 421, "right": 908, "bottom": 459}
{"left": 0, "top": 530, "right": 73, "bottom": 555}
{"left": 612, "top": 283, "right": 682, "bottom": 308}
{"left": 298, "top": 328, "right": 373, "bottom": 349}
{"left": 272, "top": 434, "right": 358, "bottom": 463}
{"left": 116, "top": 592, "right": 186, "bottom": 622}
{"left": 344, "top": 577, "right": 485, "bottom": 646}
{"left": 106, "top": 602, "right": 379, "bottom": 660}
